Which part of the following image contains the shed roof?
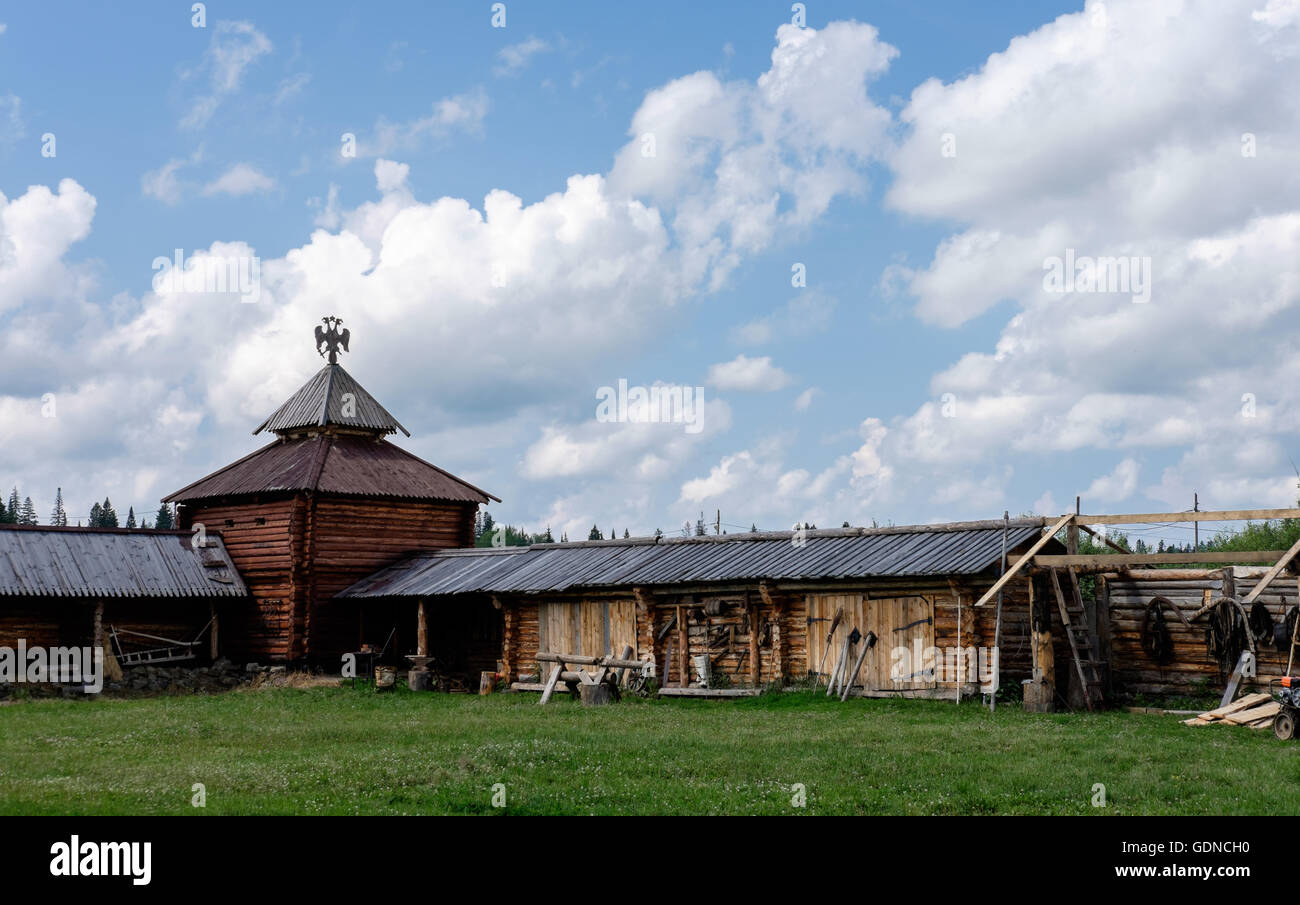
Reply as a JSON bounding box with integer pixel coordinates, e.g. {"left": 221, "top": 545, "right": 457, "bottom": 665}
{"left": 0, "top": 526, "right": 247, "bottom": 598}
{"left": 254, "top": 363, "right": 409, "bottom": 437}
{"left": 164, "top": 433, "right": 498, "bottom": 504}
{"left": 339, "top": 519, "right": 1049, "bottom": 598}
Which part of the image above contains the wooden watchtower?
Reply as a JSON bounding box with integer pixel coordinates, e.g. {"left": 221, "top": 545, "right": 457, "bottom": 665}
{"left": 163, "top": 319, "right": 498, "bottom": 664}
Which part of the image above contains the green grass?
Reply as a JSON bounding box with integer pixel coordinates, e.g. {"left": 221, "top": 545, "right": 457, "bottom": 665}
{"left": 1, "top": 685, "right": 1296, "bottom": 815}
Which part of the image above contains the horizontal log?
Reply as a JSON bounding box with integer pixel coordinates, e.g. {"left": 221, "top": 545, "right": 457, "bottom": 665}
{"left": 1018, "top": 552, "right": 1285, "bottom": 567}
{"left": 1074, "top": 508, "right": 1300, "bottom": 525}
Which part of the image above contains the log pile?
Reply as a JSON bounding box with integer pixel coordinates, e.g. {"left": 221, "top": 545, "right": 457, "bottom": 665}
{"left": 1182, "top": 692, "right": 1279, "bottom": 729}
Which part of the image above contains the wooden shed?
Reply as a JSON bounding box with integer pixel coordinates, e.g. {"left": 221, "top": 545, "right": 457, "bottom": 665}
{"left": 340, "top": 519, "right": 1064, "bottom": 695}
{"left": 163, "top": 356, "right": 498, "bottom": 664}
{"left": 0, "top": 525, "right": 247, "bottom": 664}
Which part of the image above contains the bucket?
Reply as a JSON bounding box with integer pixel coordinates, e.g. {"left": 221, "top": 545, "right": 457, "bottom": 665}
{"left": 692, "top": 654, "right": 711, "bottom": 685}
{"left": 374, "top": 665, "right": 397, "bottom": 690}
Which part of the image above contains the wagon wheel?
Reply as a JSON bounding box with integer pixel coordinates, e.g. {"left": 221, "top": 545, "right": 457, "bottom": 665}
{"left": 1274, "top": 709, "right": 1296, "bottom": 741}
{"left": 626, "top": 672, "right": 651, "bottom": 698}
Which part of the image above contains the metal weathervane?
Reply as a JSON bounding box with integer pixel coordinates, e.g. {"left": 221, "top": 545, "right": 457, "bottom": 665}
{"left": 314, "top": 315, "right": 350, "bottom": 364}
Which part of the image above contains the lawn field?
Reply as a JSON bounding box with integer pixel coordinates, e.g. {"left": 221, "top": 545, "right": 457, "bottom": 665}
{"left": 1, "top": 685, "right": 1296, "bottom": 815}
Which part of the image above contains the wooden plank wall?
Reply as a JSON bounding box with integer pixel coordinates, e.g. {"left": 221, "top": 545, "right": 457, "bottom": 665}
{"left": 497, "top": 576, "right": 1037, "bottom": 691}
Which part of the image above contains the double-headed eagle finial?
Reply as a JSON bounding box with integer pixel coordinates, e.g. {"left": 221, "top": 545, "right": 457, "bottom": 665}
{"left": 314, "top": 315, "right": 350, "bottom": 365}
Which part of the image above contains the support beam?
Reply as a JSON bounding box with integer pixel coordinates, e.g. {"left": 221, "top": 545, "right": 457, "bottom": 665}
{"left": 1241, "top": 533, "right": 1300, "bottom": 605}
{"left": 1015, "top": 550, "right": 1288, "bottom": 567}
{"left": 1073, "top": 508, "right": 1300, "bottom": 525}
{"left": 975, "top": 514, "right": 1073, "bottom": 608}
{"left": 416, "top": 599, "right": 428, "bottom": 658}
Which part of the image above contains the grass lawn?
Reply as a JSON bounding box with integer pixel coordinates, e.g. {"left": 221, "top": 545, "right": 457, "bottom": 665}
{"left": 0, "top": 684, "right": 1296, "bottom": 815}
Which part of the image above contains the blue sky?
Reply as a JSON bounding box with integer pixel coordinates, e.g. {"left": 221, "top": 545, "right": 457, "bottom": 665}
{"left": 2, "top": 0, "right": 1298, "bottom": 546}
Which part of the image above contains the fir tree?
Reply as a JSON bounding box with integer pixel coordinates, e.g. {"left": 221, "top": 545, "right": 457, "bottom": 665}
{"left": 6, "top": 488, "right": 18, "bottom": 523}
{"left": 19, "top": 496, "right": 37, "bottom": 525}
{"left": 50, "top": 487, "right": 67, "bottom": 526}
{"left": 155, "top": 504, "right": 174, "bottom": 530}
{"left": 126, "top": 506, "right": 137, "bottom": 529}
{"left": 99, "top": 497, "right": 118, "bottom": 528}
{"left": 89, "top": 502, "right": 103, "bottom": 527}
{"left": 588, "top": 524, "right": 602, "bottom": 541}
{"left": 623, "top": 528, "right": 630, "bottom": 539}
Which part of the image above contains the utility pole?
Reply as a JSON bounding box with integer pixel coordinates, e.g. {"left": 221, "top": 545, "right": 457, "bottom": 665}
{"left": 1193, "top": 492, "right": 1199, "bottom": 553}
{"left": 715, "top": 509, "right": 721, "bottom": 535}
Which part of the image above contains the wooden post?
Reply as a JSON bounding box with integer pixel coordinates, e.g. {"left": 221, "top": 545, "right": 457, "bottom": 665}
{"left": 416, "top": 599, "right": 428, "bottom": 658}
{"left": 500, "top": 599, "right": 516, "bottom": 681}
{"left": 208, "top": 603, "right": 220, "bottom": 660}
{"left": 747, "top": 593, "right": 760, "bottom": 687}
{"left": 677, "top": 602, "right": 689, "bottom": 687}
{"left": 1026, "top": 575, "right": 1055, "bottom": 712}
{"left": 92, "top": 599, "right": 104, "bottom": 656}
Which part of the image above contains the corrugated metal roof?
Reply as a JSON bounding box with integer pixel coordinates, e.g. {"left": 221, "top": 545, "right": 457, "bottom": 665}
{"left": 339, "top": 521, "right": 1047, "bottom": 598}
{"left": 254, "top": 364, "right": 409, "bottom": 436}
{"left": 164, "top": 434, "right": 498, "bottom": 504}
{"left": 0, "top": 526, "right": 248, "bottom": 598}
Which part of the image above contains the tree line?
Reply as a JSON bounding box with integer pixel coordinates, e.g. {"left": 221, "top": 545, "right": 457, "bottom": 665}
{"left": 0, "top": 485, "right": 176, "bottom": 529}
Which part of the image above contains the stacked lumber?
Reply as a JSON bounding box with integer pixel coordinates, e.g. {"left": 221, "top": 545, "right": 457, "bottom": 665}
{"left": 1182, "top": 692, "right": 1279, "bottom": 729}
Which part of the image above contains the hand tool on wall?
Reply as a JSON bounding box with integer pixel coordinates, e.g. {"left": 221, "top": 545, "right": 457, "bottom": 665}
{"left": 812, "top": 606, "right": 844, "bottom": 689}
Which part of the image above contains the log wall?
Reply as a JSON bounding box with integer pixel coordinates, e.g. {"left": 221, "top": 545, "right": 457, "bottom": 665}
{"left": 1105, "top": 569, "right": 1299, "bottom": 696}
{"left": 179, "top": 497, "right": 300, "bottom": 662}
{"left": 182, "top": 494, "right": 477, "bottom": 664}
{"left": 305, "top": 496, "right": 477, "bottom": 664}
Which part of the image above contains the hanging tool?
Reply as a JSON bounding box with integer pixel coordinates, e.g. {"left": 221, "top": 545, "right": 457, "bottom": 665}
{"left": 811, "top": 606, "right": 843, "bottom": 689}
{"left": 827, "top": 627, "right": 861, "bottom": 697}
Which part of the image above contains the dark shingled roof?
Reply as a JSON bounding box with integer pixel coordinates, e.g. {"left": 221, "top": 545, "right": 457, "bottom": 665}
{"left": 164, "top": 434, "right": 499, "bottom": 504}
{"left": 254, "top": 364, "right": 409, "bottom": 436}
{"left": 0, "top": 526, "right": 247, "bottom": 598}
{"left": 338, "top": 520, "right": 1049, "bottom": 598}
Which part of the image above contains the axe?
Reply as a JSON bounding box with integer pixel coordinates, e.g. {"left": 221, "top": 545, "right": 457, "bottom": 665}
{"left": 840, "top": 630, "right": 878, "bottom": 702}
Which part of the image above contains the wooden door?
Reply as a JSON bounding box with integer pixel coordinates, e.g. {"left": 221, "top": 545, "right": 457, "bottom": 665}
{"left": 805, "top": 593, "right": 936, "bottom": 691}
{"left": 537, "top": 600, "right": 638, "bottom": 682}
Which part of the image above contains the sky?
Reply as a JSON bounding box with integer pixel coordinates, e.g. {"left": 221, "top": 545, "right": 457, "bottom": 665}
{"left": 1, "top": 0, "right": 1299, "bottom": 546}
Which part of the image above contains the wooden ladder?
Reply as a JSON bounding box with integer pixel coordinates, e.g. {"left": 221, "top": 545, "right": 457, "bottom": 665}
{"left": 1047, "top": 568, "right": 1104, "bottom": 711}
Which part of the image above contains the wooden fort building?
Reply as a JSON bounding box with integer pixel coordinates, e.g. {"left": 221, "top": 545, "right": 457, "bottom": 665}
{"left": 163, "top": 354, "right": 497, "bottom": 664}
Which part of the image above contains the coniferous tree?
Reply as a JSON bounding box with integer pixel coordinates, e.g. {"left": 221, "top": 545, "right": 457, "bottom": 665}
{"left": 89, "top": 502, "right": 103, "bottom": 527}
{"left": 588, "top": 524, "right": 602, "bottom": 541}
{"left": 50, "top": 488, "right": 67, "bottom": 526}
{"left": 126, "top": 506, "right": 137, "bottom": 529}
{"left": 19, "top": 497, "right": 37, "bottom": 525}
{"left": 623, "top": 528, "right": 630, "bottom": 539}
{"left": 99, "top": 498, "right": 118, "bottom": 528}
{"left": 6, "top": 488, "right": 18, "bottom": 523}
{"left": 155, "top": 504, "right": 174, "bottom": 530}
